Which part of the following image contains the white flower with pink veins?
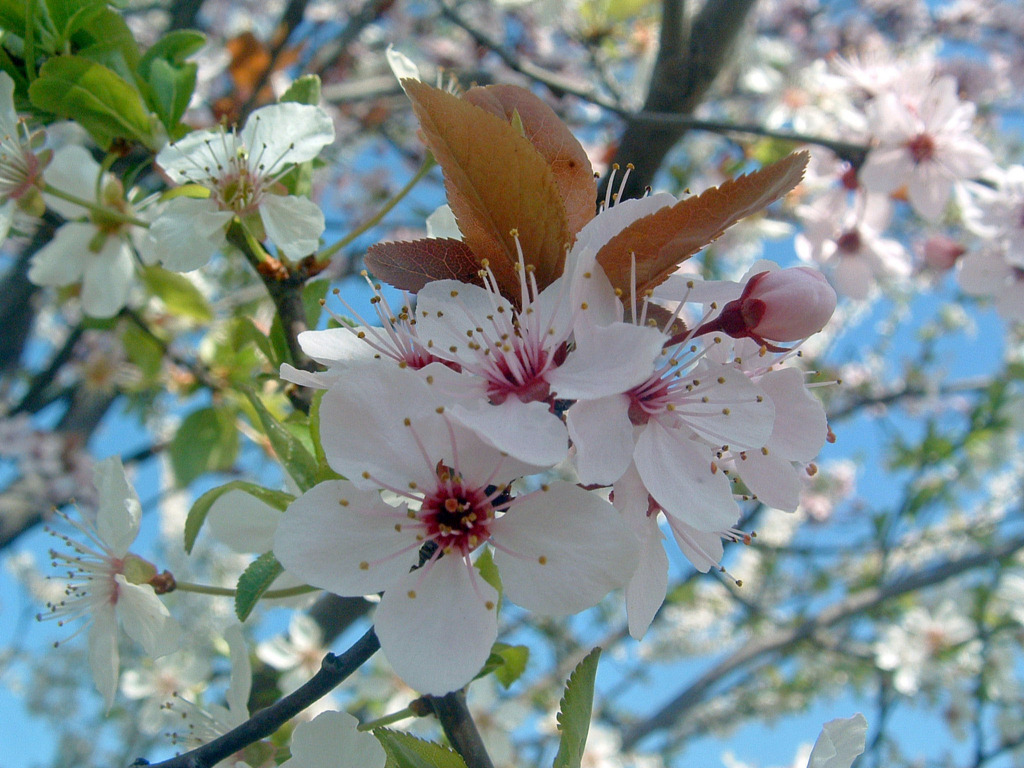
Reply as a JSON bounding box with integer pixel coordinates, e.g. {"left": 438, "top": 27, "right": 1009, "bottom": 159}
{"left": 411, "top": 257, "right": 665, "bottom": 468}
{"left": 859, "top": 75, "right": 993, "bottom": 222}
{"left": 796, "top": 190, "right": 910, "bottom": 299}
{"left": 274, "top": 364, "right": 638, "bottom": 695}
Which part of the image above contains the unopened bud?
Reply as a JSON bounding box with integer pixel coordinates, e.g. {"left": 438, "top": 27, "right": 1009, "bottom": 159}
{"left": 694, "top": 267, "right": 837, "bottom": 348}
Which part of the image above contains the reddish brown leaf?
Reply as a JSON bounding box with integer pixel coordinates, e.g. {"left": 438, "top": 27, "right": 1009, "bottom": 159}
{"left": 364, "top": 238, "right": 483, "bottom": 293}
{"left": 463, "top": 84, "right": 596, "bottom": 239}
{"left": 596, "top": 152, "right": 809, "bottom": 296}
{"left": 402, "top": 79, "right": 571, "bottom": 304}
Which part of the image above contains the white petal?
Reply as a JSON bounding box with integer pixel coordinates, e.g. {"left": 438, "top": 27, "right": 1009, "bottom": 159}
{"left": 550, "top": 322, "right": 664, "bottom": 399}
{"left": 27, "top": 222, "right": 90, "bottom": 287}
{"left": 957, "top": 250, "right": 1011, "bottom": 295}
{"left": 274, "top": 480, "right": 415, "bottom": 596}
{"left": 260, "top": 194, "right": 325, "bottom": 259}
{"left": 907, "top": 162, "right": 952, "bottom": 222}
{"left": 318, "top": 364, "right": 445, "bottom": 490}
{"left": 566, "top": 396, "right": 634, "bottom": 485}
{"left": 622, "top": 503, "right": 668, "bottom": 639}
{"left": 449, "top": 399, "right": 567, "bottom": 468}
{"left": 88, "top": 605, "right": 120, "bottom": 710}
{"left": 386, "top": 45, "right": 422, "bottom": 84}
{"left": 672, "top": 363, "right": 774, "bottom": 449}
{"left": 279, "top": 363, "right": 336, "bottom": 389}
{"left": 224, "top": 624, "right": 252, "bottom": 720}
{"left": 807, "top": 714, "right": 868, "bottom": 768}
{"left": 425, "top": 204, "right": 460, "bottom": 239}
{"left": 0, "top": 199, "right": 14, "bottom": 243}
{"left": 415, "top": 280, "right": 515, "bottom": 362}
{"left": 572, "top": 192, "right": 675, "bottom": 254}
{"left": 242, "top": 103, "right": 335, "bottom": 166}
{"left": 373, "top": 556, "right": 498, "bottom": 695}
{"left": 832, "top": 255, "right": 875, "bottom": 300}
{"left": 761, "top": 367, "right": 827, "bottom": 461}
{"left": 283, "top": 710, "right": 386, "bottom": 768}
{"left": 146, "top": 198, "right": 232, "bottom": 271}
{"left": 634, "top": 421, "right": 739, "bottom": 531}
{"left": 116, "top": 576, "right": 181, "bottom": 658}
{"left": 736, "top": 449, "right": 802, "bottom": 511}
{"left": 43, "top": 145, "right": 103, "bottom": 219}
{"left": 492, "top": 482, "right": 638, "bottom": 615}
{"left": 207, "top": 489, "right": 281, "bottom": 553}
{"left": 81, "top": 237, "right": 134, "bottom": 318}
{"left": 94, "top": 456, "right": 142, "bottom": 555}
{"left": 665, "top": 516, "right": 725, "bottom": 573}
{"left": 297, "top": 327, "right": 375, "bottom": 365}
{"left": 157, "top": 128, "right": 238, "bottom": 184}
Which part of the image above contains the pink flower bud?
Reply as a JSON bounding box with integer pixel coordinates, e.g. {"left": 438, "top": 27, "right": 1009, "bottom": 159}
{"left": 921, "top": 235, "right": 965, "bottom": 272}
{"left": 695, "top": 267, "right": 836, "bottom": 348}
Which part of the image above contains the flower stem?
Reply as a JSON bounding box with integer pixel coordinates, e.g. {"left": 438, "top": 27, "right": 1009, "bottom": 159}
{"left": 173, "top": 580, "right": 318, "bottom": 599}
{"left": 43, "top": 183, "right": 151, "bottom": 228}
{"left": 317, "top": 153, "right": 436, "bottom": 263}
{"left": 358, "top": 706, "right": 418, "bottom": 731}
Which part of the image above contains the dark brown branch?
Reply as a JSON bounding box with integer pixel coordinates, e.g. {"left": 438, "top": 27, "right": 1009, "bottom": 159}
{"left": 135, "top": 626, "right": 380, "bottom": 768}
{"left": 428, "top": 691, "right": 496, "bottom": 768}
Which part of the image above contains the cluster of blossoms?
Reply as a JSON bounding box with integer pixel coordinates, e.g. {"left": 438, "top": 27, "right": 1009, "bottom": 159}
{"left": 274, "top": 177, "right": 837, "bottom": 691}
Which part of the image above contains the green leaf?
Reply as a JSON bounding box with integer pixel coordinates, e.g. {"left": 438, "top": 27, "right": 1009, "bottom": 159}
{"left": 280, "top": 73, "right": 321, "bottom": 105}
{"left": 139, "top": 265, "right": 213, "bottom": 322}
{"left": 121, "top": 321, "right": 164, "bottom": 381}
{"left": 137, "top": 29, "right": 205, "bottom": 79}
{"left": 147, "top": 57, "right": 197, "bottom": 130}
{"left": 168, "top": 405, "right": 240, "bottom": 486}
{"left": 235, "top": 552, "right": 284, "bottom": 621}
{"left": 476, "top": 642, "right": 529, "bottom": 689}
{"left": 303, "top": 279, "right": 330, "bottom": 327}
{"left": 229, "top": 316, "right": 280, "bottom": 367}
{"left": 46, "top": 0, "right": 105, "bottom": 40}
{"left": 71, "top": 8, "right": 141, "bottom": 78}
{"left": 374, "top": 729, "right": 468, "bottom": 768}
{"left": 552, "top": 647, "right": 601, "bottom": 768}
{"left": 242, "top": 387, "right": 320, "bottom": 492}
{"left": 184, "top": 480, "right": 294, "bottom": 554}
{"left": 474, "top": 548, "right": 502, "bottom": 603}
{"left": 28, "top": 55, "right": 154, "bottom": 149}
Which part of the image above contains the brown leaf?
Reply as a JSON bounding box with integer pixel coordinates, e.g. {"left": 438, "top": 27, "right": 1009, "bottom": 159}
{"left": 463, "top": 84, "right": 596, "bottom": 239}
{"left": 364, "top": 238, "right": 483, "bottom": 293}
{"left": 596, "top": 152, "right": 809, "bottom": 297}
{"left": 403, "top": 79, "right": 571, "bottom": 304}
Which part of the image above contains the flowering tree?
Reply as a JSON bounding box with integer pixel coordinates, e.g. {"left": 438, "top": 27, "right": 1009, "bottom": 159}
{"left": 1, "top": 1, "right": 1022, "bottom": 768}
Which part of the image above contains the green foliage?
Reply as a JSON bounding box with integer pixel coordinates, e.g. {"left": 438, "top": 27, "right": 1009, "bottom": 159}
{"left": 137, "top": 30, "right": 204, "bottom": 135}
{"left": 184, "top": 480, "right": 294, "bottom": 553}
{"left": 280, "top": 73, "right": 321, "bottom": 106}
{"left": 168, "top": 405, "right": 240, "bottom": 486}
{"left": 235, "top": 552, "right": 284, "bottom": 621}
{"left": 476, "top": 642, "right": 530, "bottom": 689}
{"left": 374, "top": 729, "right": 468, "bottom": 768}
{"left": 28, "top": 54, "right": 156, "bottom": 149}
{"left": 140, "top": 266, "right": 214, "bottom": 323}
{"left": 552, "top": 647, "right": 601, "bottom": 768}
{"left": 241, "top": 387, "right": 321, "bottom": 492}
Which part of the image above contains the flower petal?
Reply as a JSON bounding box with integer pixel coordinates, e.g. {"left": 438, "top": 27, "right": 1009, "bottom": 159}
{"left": 260, "top": 194, "right": 326, "bottom": 259}
{"left": 492, "top": 482, "right": 638, "bottom": 615}
{"left": 242, "top": 102, "right": 335, "bottom": 165}
{"left": 275, "top": 480, "right": 415, "bottom": 596}
{"left": 449, "top": 398, "right": 567, "bottom": 468}
{"left": 283, "top": 710, "right": 387, "bottom": 768}
{"left": 634, "top": 421, "right": 739, "bottom": 531}
{"left": 88, "top": 604, "right": 120, "bottom": 710}
{"left": 145, "top": 197, "right": 232, "bottom": 271}
{"left": 373, "top": 556, "right": 498, "bottom": 694}
{"left": 566, "top": 395, "right": 634, "bottom": 485}
{"left": 207, "top": 489, "right": 281, "bottom": 554}
{"left": 116, "top": 576, "right": 182, "bottom": 658}
{"left": 549, "top": 322, "right": 664, "bottom": 399}
{"left": 94, "top": 456, "right": 142, "bottom": 556}
{"left": 81, "top": 237, "right": 134, "bottom": 318}
{"left": 27, "top": 222, "right": 90, "bottom": 287}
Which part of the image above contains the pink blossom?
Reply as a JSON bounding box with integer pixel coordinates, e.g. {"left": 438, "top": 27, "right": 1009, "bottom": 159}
{"left": 693, "top": 266, "right": 836, "bottom": 349}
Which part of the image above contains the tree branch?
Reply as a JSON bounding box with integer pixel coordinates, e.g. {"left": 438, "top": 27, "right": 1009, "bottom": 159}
{"left": 135, "top": 626, "right": 380, "bottom": 768}
{"left": 428, "top": 690, "right": 496, "bottom": 768}
{"left": 621, "top": 528, "right": 1024, "bottom": 748}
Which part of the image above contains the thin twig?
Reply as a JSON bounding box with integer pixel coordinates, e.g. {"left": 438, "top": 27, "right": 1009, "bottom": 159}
{"left": 134, "top": 627, "right": 380, "bottom": 768}
{"left": 428, "top": 691, "right": 496, "bottom": 768}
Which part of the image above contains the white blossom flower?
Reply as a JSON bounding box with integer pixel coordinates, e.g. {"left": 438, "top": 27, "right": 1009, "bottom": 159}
{"left": 274, "top": 363, "right": 638, "bottom": 694}
{"left": 27, "top": 145, "right": 151, "bottom": 317}
{"left": 39, "top": 456, "right": 181, "bottom": 709}
{"left": 859, "top": 75, "right": 992, "bottom": 221}
{"left": 0, "top": 71, "right": 46, "bottom": 241}
{"left": 150, "top": 102, "right": 334, "bottom": 270}
{"left": 281, "top": 710, "right": 386, "bottom": 768}
{"left": 256, "top": 613, "right": 328, "bottom": 694}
